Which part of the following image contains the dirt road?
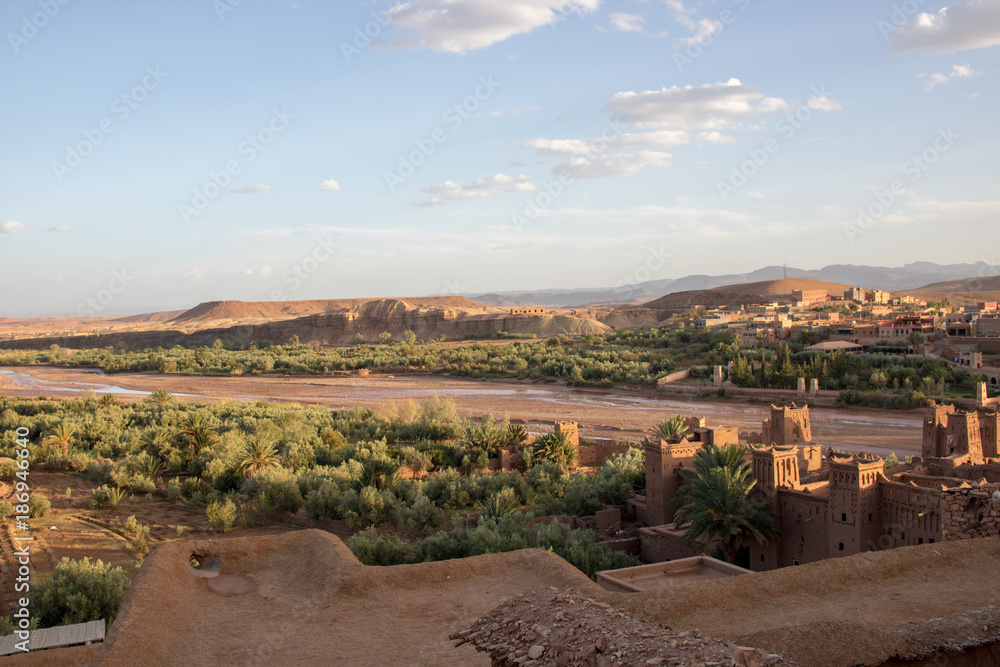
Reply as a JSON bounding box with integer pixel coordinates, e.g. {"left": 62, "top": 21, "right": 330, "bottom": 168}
{"left": 0, "top": 366, "right": 924, "bottom": 456}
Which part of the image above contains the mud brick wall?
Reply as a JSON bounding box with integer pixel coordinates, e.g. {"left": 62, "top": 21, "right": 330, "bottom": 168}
{"left": 577, "top": 442, "right": 639, "bottom": 467}
{"left": 942, "top": 484, "right": 1000, "bottom": 540}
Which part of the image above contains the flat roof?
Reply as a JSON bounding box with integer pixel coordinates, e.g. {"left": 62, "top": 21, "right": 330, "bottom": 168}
{"left": 596, "top": 556, "right": 752, "bottom": 593}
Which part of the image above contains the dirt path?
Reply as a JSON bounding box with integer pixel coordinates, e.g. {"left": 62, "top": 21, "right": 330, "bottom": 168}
{"left": 0, "top": 366, "right": 925, "bottom": 457}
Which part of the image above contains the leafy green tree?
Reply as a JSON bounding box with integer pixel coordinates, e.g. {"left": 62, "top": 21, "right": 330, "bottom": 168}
{"left": 378, "top": 332, "right": 393, "bottom": 345}
{"left": 32, "top": 557, "right": 130, "bottom": 628}
{"left": 653, "top": 415, "right": 691, "bottom": 442}
{"left": 673, "top": 444, "right": 776, "bottom": 564}
{"left": 730, "top": 354, "right": 752, "bottom": 387}
{"left": 403, "top": 330, "right": 417, "bottom": 345}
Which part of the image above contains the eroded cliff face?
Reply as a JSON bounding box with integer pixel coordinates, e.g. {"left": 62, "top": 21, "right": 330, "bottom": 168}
{"left": 0, "top": 299, "right": 615, "bottom": 350}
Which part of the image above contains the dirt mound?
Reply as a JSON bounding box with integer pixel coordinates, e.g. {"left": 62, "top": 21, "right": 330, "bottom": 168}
{"left": 644, "top": 279, "right": 856, "bottom": 310}
{"left": 87, "top": 529, "right": 1000, "bottom": 667}
{"left": 94, "top": 530, "right": 597, "bottom": 666}
{"left": 454, "top": 589, "right": 796, "bottom": 666}
{"left": 170, "top": 297, "right": 487, "bottom": 324}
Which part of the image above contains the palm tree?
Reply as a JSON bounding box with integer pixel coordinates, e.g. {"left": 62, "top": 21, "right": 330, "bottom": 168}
{"left": 235, "top": 437, "right": 281, "bottom": 477}
{"left": 653, "top": 415, "right": 691, "bottom": 442}
{"left": 476, "top": 488, "right": 518, "bottom": 523}
{"left": 97, "top": 394, "right": 118, "bottom": 409}
{"left": 672, "top": 444, "right": 777, "bottom": 564}
{"left": 353, "top": 459, "right": 401, "bottom": 491}
{"left": 147, "top": 389, "right": 175, "bottom": 409}
{"left": 182, "top": 413, "right": 217, "bottom": 456}
{"left": 505, "top": 424, "right": 528, "bottom": 447}
{"left": 461, "top": 425, "right": 506, "bottom": 458}
{"left": 533, "top": 431, "right": 577, "bottom": 471}
{"left": 907, "top": 331, "right": 924, "bottom": 353}
{"left": 43, "top": 421, "right": 75, "bottom": 457}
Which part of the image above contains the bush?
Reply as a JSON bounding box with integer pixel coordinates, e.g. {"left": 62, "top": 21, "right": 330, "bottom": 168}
{"left": 32, "top": 557, "right": 130, "bottom": 627}
{"left": 28, "top": 494, "right": 51, "bottom": 518}
{"left": 0, "top": 459, "right": 19, "bottom": 482}
{"left": 206, "top": 498, "right": 237, "bottom": 532}
{"left": 166, "top": 478, "right": 182, "bottom": 501}
{"left": 91, "top": 485, "right": 126, "bottom": 509}
{"left": 303, "top": 482, "right": 341, "bottom": 520}
{"left": 0, "top": 500, "right": 13, "bottom": 518}
{"left": 347, "top": 527, "right": 410, "bottom": 566}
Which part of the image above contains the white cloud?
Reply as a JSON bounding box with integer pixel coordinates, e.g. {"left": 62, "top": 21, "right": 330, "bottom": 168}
{"left": 610, "top": 12, "right": 646, "bottom": 33}
{"left": 677, "top": 17, "right": 722, "bottom": 45}
{"left": 0, "top": 221, "right": 26, "bottom": 234}
{"left": 260, "top": 265, "right": 273, "bottom": 277}
{"left": 419, "top": 173, "right": 538, "bottom": 206}
{"left": 43, "top": 225, "right": 72, "bottom": 233}
{"left": 604, "top": 78, "right": 789, "bottom": 131}
{"left": 807, "top": 96, "right": 842, "bottom": 112}
{"left": 232, "top": 185, "right": 271, "bottom": 194}
{"left": 520, "top": 129, "right": 732, "bottom": 155}
{"left": 919, "top": 63, "right": 979, "bottom": 90}
{"left": 891, "top": 0, "right": 1000, "bottom": 53}
{"left": 317, "top": 179, "right": 341, "bottom": 191}
{"left": 553, "top": 151, "right": 671, "bottom": 179}
{"left": 386, "top": 0, "right": 601, "bottom": 54}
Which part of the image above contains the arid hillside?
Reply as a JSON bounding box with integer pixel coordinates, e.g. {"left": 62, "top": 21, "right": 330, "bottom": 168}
{"left": 903, "top": 275, "right": 1000, "bottom": 306}
{"left": 0, "top": 297, "right": 617, "bottom": 350}
{"left": 643, "top": 278, "right": 856, "bottom": 310}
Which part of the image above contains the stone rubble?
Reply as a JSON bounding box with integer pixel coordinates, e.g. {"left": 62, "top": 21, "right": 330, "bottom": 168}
{"left": 451, "top": 589, "right": 798, "bottom": 666}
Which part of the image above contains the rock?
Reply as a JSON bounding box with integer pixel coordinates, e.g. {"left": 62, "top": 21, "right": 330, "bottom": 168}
{"left": 734, "top": 646, "right": 764, "bottom": 667}
{"left": 528, "top": 645, "right": 545, "bottom": 660}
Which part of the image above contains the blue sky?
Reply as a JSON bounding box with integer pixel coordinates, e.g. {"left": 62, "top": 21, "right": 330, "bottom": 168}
{"left": 1, "top": 0, "right": 998, "bottom": 316}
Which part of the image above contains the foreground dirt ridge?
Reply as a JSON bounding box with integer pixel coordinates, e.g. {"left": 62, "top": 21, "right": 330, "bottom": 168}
{"left": 86, "top": 530, "right": 1000, "bottom": 667}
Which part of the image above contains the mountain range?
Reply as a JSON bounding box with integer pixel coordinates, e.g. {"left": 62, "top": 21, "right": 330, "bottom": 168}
{"left": 470, "top": 262, "right": 1000, "bottom": 308}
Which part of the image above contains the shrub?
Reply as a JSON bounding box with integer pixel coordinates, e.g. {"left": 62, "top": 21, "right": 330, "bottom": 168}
{"left": 32, "top": 557, "right": 130, "bottom": 627}
{"left": 206, "top": 498, "right": 237, "bottom": 532}
{"left": 28, "top": 494, "right": 51, "bottom": 518}
{"left": 400, "top": 494, "right": 444, "bottom": 533}
{"left": 91, "top": 485, "right": 126, "bottom": 509}
{"left": 303, "top": 482, "right": 341, "bottom": 520}
{"left": 0, "top": 500, "right": 13, "bottom": 518}
{"left": 166, "top": 478, "right": 182, "bottom": 501}
{"left": 0, "top": 459, "right": 20, "bottom": 482}
{"left": 347, "top": 527, "right": 409, "bottom": 566}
